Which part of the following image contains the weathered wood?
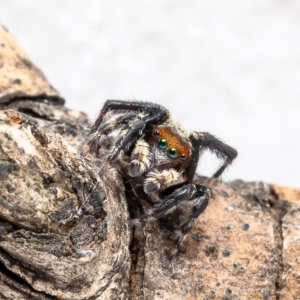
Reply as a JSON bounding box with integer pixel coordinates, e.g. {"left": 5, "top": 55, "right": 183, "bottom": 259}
{"left": 0, "top": 22, "right": 299, "bottom": 300}
{"left": 0, "top": 22, "right": 62, "bottom": 105}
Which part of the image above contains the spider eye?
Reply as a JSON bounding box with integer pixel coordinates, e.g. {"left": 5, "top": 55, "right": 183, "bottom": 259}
{"left": 180, "top": 154, "right": 187, "bottom": 160}
{"left": 157, "top": 138, "right": 168, "bottom": 150}
{"left": 167, "top": 148, "right": 179, "bottom": 159}
{"left": 154, "top": 130, "right": 160, "bottom": 136}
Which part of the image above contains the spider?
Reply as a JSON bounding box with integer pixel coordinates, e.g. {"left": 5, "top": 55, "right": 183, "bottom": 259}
{"left": 82, "top": 100, "right": 237, "bottom": 257}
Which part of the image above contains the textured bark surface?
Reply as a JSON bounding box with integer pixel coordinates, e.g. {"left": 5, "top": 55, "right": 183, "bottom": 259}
{"left": 0, "top": 22, "right": 300, "bottom": 300}
{"left": 0, "top": 22, "right": 62, "bottom": 105}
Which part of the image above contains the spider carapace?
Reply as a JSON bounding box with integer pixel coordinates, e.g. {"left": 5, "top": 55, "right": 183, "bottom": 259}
{"left": 82, "top": 100, "right": 237, "bottom": 258}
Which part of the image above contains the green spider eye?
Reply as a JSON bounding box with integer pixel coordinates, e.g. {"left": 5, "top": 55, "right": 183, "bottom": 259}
{"left": 167, "top": 148, "right": 179, "bottom": 159}
{"left": 157, "top": 138, "right": 168, "bottom": 150}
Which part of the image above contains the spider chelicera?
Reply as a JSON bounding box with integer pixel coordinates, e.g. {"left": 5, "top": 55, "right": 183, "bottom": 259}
{"left": 82, "top": 100, "right": 237, "bottom": 257}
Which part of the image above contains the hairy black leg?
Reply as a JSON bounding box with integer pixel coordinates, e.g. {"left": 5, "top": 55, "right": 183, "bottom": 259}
{"left": 142, "top": 183, "right": 196, "bottom": 220}
{"left": 142, "top": 182, "right": 210, "bottom": 222}
{"left": 179, "top": 185, "right": 210, "bottom": 232}
{"left": 98, "top": 112, "right": 137, "bottom": 134}
{"left": 86, "top": 100, "right": 170, "bottom": 162}
{"left": 188, "top": 131, "right": 237, "bottom": 187}
{"left": 104, "top": 120, "right": 145, "bottom": 166}
{"left": 92, "top": 100, "right": 169, "bottom": 133}
{"left": 82, "top": 112, "right": 137, "bottom": 155}
{"left": 143, "top": 182, "right": 210, "bottom": 259}
{"left": 170, "top": 185, "right": 210, "bottom": 257}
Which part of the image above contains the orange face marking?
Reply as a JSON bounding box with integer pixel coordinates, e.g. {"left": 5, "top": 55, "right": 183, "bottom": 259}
{"left": 154, "top": 125, "right": 192, "bottom": 159}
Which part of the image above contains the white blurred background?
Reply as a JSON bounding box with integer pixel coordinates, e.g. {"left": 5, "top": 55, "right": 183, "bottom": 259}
{"left": 1, "top": 0, "right": 300, "bottom": 186}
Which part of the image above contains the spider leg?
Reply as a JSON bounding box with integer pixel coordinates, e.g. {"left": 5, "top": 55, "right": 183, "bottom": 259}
{"left": 92, "top": 100, "right": 169, "bottom": 134}
{"left": 176, "top": 186, "right": 210, "bottom": 241}
{"left": 141, "top": 182, "right": 210, "bottom": 258}
{"left": 188, "top": 132, "right": 238, "bottom": 187}
{"left": 142, "top": 182, "right": 209, "bottom": 221}
{"left": 169, "top": 186, "right": 210, "bottom": 258}
{"left": 102, "top": 119, "right": 145, "bottom": 168}
{"left": 102, "top": 105, "right": 169, "bottom": 168}
{"left": 84, "top": 100, "right": 169, "bottom": 161}
{"left": 82, "top": 112, "right": 138, "bottom": 156}
{"left": 169, "top": 185, "right": 210, "bottom": 259}
{"left": 97, "top": 112, "right": 137, "bottom": 135}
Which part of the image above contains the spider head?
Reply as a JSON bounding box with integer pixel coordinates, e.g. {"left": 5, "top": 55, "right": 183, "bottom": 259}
{"left": 148, "top": 125, "right": 192, "bottom": 172}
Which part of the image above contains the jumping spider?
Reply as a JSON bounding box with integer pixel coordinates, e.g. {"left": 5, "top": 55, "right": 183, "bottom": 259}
{"left": 82, "top": 100, "right": 237, "bottom": 257}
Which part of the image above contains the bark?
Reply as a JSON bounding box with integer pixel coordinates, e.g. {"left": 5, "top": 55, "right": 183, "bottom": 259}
{"left": 0, "top": 22, "right": 299, "bottom": 300}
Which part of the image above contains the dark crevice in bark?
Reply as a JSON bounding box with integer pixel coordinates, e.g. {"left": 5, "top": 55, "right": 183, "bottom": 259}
{"left": 124, "top": 180, "right": 147, "bottom": 300}
{"left": 13, "top": 107, "right": 53, "bottom": 120}
{"left": 268, "top": 187, "right": 289, "bottom": 300}
{"left": 274, "top": 219, "right": 284, "bottom": 300}
{"left": 129, "top": 226, "right": 138, "bottom": 297}
{"left": 128, "top": 227, "right": 147, "bottom": 300}
{"left": 0, "top": 95, "right": 64, "bottom": 106}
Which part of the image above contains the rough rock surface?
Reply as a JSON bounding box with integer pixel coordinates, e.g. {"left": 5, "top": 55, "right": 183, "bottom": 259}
{"left": 0, "top": 22, "right": 300, "bottom": 300}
